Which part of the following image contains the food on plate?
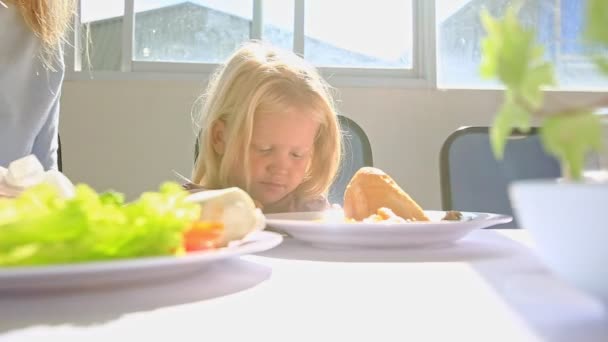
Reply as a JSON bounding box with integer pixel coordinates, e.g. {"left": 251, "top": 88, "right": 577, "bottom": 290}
{"left": 343, "top": 167, "right": 430, "bottom": 222}
{"left": 442, "top": 210, "right": 463, "bottom": 221}
{"left": 186, "top": 187, "right": 265, "bottom": 246}
{"left": 361, "top": 207, "right": 408, "bottom": 223}
{"left": 0, "top": 155, "right": 75, "bottom": 198}
{"left": 182, "top": 221, "right": 224, "bottom": 252}
{"left": 0, "top": 182, "right": 264, "bottom": 267}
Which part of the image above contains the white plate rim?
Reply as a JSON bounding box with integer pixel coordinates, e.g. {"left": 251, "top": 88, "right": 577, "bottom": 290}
{"left": 0, "top": 231, "right": 283, "bottom": 278}
{"left": 265, "top": 210, "right": 513, "bottom": 234}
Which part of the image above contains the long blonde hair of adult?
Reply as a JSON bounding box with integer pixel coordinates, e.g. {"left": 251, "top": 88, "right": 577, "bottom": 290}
{"left": 10, "top": 0, "right": 75, "bottom": 69}
{"left": 193, "top": 41, "right": 342, "bottom": 200}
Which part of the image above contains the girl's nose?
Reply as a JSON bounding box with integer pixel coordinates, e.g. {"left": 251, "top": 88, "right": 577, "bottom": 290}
{"left": 269, "top": 153, "right": 290, "bottom": 174}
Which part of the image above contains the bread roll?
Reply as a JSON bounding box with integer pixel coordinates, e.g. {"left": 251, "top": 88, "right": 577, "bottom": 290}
{"left": 343, "top": 167, "right": 429, "bottom": 222}
{"left": 186, "top": 187, "right": 265, "bottom": 245}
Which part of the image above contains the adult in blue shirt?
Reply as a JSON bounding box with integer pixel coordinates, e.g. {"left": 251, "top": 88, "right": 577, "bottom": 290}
{"left": 0, "top": 0, "right": 75, "bottom": 170}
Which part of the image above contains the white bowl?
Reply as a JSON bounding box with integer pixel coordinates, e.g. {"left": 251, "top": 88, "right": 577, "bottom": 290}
{"left": 510, "top": 180, "right": 608, "bottom": 302}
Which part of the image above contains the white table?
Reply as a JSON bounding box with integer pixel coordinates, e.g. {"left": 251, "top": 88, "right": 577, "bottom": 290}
{"left": 1, "top": 229, "right": 607, "bottom": 342}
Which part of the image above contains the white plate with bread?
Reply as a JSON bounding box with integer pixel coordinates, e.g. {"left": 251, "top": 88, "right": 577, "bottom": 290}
{"left": 265, "top": 210, "right": 511, "bottom": 248}
{"left": 265, "top": 167, "right": 512, "bottom": 248}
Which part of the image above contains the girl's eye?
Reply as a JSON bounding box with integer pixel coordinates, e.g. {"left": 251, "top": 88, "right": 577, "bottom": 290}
{"left": 257, "top": 146, "right": 272, "bottom": 153}
{"left": 291, "top": 152, "right": 305, "bottom": 159}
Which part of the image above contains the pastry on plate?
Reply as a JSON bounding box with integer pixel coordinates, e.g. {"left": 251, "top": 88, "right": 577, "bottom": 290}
{"left": 343, "top": 167, "right": 429, "bottom": 222}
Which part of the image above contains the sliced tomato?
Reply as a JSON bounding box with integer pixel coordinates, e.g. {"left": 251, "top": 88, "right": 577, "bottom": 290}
{"left": 183, "top": 221, "right": 224, "bottom": 252}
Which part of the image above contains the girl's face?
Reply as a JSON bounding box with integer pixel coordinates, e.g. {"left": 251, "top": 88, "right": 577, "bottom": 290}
{"left": 240, "top": 108, "right": 320, "bottom": 206}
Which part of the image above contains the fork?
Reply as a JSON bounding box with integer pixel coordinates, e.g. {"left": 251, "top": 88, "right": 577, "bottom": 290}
{"left": 171, "top": 169, "right": 192, "bottom": 184}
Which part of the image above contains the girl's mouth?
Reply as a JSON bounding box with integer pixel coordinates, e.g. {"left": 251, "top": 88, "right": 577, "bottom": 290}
{"left": 262, "top": 181, "right": 284, "bottom": 187}
{"left": 260, "top": 182, "right": 286, "bottom": 192}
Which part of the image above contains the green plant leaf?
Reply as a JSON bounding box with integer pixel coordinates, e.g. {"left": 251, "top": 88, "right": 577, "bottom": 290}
{"left": 490, "top": 91, "right": 532, "bottom": 159}
{"left": 519, "top": 62, "right": 554, "bottom": 109}
{"left": 585, "top": 0, "right": 608, "bottom": 45}
{"left": 593, "top": 56, "right": 608, "bottom": 76}
{"left": 480, "top": 8, "right": 534, "bottom": 87}
{"left": 479, "top": 38, "right": 498, "bottom": 78}
{"left": 540, "top": 112, "right": 603, "bottom": 180}
{"left": 480, "top": 6, "right": 556, "bottom": 163}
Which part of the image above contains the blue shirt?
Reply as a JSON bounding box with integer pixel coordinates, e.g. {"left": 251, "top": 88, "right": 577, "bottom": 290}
{"left": 0, "top": 4, "right": 64, "bottom": 170}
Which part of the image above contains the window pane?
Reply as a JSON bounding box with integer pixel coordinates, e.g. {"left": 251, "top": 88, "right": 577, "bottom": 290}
{"left": 304, "top": 0, "right": 413, "bottom": 69}
{"left": 262, "top": 0, "right": 294, "bottom": 52}
{"left": 80, "top": 0, "right": 124, "bottom": 71}
{"left": 133, "top": 0, "right": 253, "bottom": 63}
{"left": 437, "top": 0, "right": 608, "bottom": 89}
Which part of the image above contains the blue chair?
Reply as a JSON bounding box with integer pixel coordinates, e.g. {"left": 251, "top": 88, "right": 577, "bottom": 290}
{"left": 193, "top": 115, "right": 373, "bottom": 205}
{"left": 328, "top": 115, "right": 373, "bottom": 205}
{"left": 439, "top": 126, "right": 561, "bottom": 228}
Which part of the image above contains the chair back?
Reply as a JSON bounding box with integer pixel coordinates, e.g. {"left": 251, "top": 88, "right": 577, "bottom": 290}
{"left": 328, "top": 115, "right": 373, "bottom": 205}
{"left": 440, "top": 126, "right": 561, "bottom": 228}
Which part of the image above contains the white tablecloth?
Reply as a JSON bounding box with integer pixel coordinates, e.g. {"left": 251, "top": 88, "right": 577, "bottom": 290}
{"left": 0, "top": 229, "right": 606, "bottom": 342}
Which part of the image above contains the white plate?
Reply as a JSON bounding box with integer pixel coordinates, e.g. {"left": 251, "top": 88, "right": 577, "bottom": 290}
{"left": 0, "top": 231, "right": 282, "bottom": 292}
{"left": 265, "top": 211, "right": 512, "bottom": 248}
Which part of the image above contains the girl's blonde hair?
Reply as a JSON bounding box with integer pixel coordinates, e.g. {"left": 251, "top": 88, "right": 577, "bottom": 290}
{"left": 193, "top": 41, "right": 342, "bottom": 200}
{"left": 9, "top": 0, "right": 75, "bottom": 69}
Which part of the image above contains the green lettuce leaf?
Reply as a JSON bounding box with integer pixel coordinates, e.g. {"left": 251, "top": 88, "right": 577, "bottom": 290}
{"left": 0, "top": 182, "right": 200, "bottom": 267}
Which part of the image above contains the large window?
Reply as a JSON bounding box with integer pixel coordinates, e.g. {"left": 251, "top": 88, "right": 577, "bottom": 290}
{"left": 133, "top": 0, "right": 253, "bottom": 64}
{"left": 73, "top": 0, "right": 608, "bottom": 89}
{"left": 437, "top": 0, "right": 608, "bottom": 89}
{"left": 79, "top": 0, "right": 125, "bottom": 71}
{"left": 304, "top": 0, "right": 413, "bottom": 69}
{"left": 75, "top": 0, "right": 420, "bottom": 81}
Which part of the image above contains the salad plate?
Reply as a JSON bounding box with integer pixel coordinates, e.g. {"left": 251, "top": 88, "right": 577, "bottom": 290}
{"left": 0, "top": 231, "right": 282, "bottom": 292}
{"left": 265, "top": 210, "right": 512, "bottom": 248}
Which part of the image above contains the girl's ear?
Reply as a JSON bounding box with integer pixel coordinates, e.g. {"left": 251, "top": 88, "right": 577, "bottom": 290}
{"left": 211, "top": 120, "right": 226, "bottom": 155}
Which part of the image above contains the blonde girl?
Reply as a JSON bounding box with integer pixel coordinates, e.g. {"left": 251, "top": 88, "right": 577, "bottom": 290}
{"left": 192, "top": 41, "right": 342, "bottom": 213}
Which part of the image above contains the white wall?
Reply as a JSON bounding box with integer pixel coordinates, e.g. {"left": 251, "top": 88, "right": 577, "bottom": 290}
{"left": 59, "top": 80, "right": 606, "bottom": 208}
